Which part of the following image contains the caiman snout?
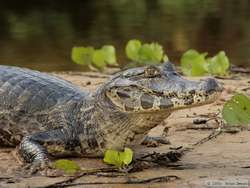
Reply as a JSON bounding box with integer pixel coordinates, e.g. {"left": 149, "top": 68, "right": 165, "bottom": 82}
{"left": 200, "top": 78, "right": 223, "bottom": 93}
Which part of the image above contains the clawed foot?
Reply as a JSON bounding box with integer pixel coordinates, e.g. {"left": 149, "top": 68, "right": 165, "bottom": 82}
{"left": 141, "top": 136, "right": 171, "bottom": 147}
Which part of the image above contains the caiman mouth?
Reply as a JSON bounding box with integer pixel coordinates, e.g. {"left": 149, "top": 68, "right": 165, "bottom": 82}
{"left": 133, "top": 84, "right": 222, "bottom": 112}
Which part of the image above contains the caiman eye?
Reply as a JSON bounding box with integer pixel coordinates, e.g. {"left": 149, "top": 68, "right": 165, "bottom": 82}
{"left": 144, "top": 65, "right": 160, "bottom": 78}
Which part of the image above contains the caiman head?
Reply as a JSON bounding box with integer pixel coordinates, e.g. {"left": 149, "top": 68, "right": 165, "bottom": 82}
{"left": 94, "top": 62, "right": 222, "bottom": 150}
{"left": 100, "top": 62, "right": 222, "bottom": 113}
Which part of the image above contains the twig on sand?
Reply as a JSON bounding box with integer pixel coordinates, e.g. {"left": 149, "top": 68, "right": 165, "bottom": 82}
{"left": 186, "top": 111, "right": 220, "bottom": 119}
{"left": 214, "top": 75, "right": 234, "bottom": 80}
{"left": 193, "top": 127, "right": 223, "bottom": 146}
{"left": 129, "top": 146, "right": 193, "bottom": 172}
{"left": 136, "top": 148, "right": 185, "bottom": 164}
{"left": 192, "top": 117, "right": 248, "bottom": 146}
{"left": 230, "top": 66, "right": 250, "bottom": 74}
{"left": 193, "top": 118, "right": 224, "bottom": 146}
{"left": 53, "top": 71, "right": 110, "bottom": 78}
{"left": 241, "top": 166, "right": 250, "bottom": 168}
{"left": 241, "top": 87, "right": 250, "bottom": 91}
{"left": 40, "top": 175, "right": 179, "bottom": 187}
{"left": 35, "top": 167, "right": 122, "bottom": 188}
{"left": 0, "top": 176, "right": 14, "bottom": 181}
{"left": 177, "top": 112, "right": 221, "bottom": 130}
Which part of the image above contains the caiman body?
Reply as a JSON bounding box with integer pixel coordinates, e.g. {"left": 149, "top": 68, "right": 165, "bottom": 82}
{"left": 0, "top": 62, "right": 222, "bottom": 170}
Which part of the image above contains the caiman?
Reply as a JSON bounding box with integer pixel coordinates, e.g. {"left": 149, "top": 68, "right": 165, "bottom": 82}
{"left": 0, "top": 62, "right": 222, "bottom": 173}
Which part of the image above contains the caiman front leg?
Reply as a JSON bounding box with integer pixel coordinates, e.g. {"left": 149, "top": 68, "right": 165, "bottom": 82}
{"left": 141, "top": 125, "right": 171, "bottom": 147}
{"left": 18, "top": 128, "right": 80, "bottom": 175}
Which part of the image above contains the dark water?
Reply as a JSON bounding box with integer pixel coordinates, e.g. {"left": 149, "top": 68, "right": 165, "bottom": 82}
{"left": 0, "top": 0, "right": 250, "bottom": 72}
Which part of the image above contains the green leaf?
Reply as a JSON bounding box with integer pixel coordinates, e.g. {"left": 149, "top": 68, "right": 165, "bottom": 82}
{"left": 138, "top": 43, "right": 164, "bottom": 64}
{"left": 92, "top": 49, "right": 106, "bottom": 70}
{"left": 180, "top": 50, "right": 230, "bottom": 77}
{"left": 119, "top": 148, "right": 133, "bottom": 165}
{"left": 103, "top": 147, "right": 133, "bottom": 167}
{"left": 163, "top": 54, "right": 169, "bottom": 62}
{"left": 71, "top": 47, "right": 94, "bottom": 65}
{"left": 104, "top": 149, "right": 122, "bottom": 167}
{"left": 125, "top": 40, "right": 141, "bottom": 62}
{"left": 53, "top": 159, "right": 81, "bottom": 174}
{"left": 125, "top": 39, "right": 168, "bottom": 66}
{"left": 222, "top": 94, "right": 250, "bottom": 125}
{"left": 102, "top": 45, "right": 117, "bottom": 65}
{"left": 181, "top": 49, "right": 208, "bottom": 76}
{"left": 207, "top": 51, "right": 230, "bottom": 76}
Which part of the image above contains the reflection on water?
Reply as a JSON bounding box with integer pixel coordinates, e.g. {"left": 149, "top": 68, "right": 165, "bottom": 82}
{"left": 0, "top": 0, "right": 250, "bottom": 71}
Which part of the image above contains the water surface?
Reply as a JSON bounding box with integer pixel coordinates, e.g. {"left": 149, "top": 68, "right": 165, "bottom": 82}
{"left": 0, "top": 0, "right": 249, "bottom": 71}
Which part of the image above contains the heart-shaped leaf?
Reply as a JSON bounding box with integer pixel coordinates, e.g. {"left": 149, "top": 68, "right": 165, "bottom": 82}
{"left": 102, "top": 45, "right": 117, "bottom": 65}
{"left": 207, "top": 51, "right": 230, "bottom": 76}
{"left": 180, "top": 49, "right": 230, "bottom": 76}
{"left": 138, "top": 43, "right": 164, "bottom": 64}
{"left": 71, "top": 47, "right": 94, "bottom": 65}
{"left": 53, "top": 159, "right": 81, "bottom": 174}
{"left": 125, "top": 39, "right": 141, "bottom": 62}
{"left": 92, "top": 49, "right": 106, "bottom": 70}
{"left": 103, "top": 147, "right": 133, "bottom": 167}
{"left": 222, "top": 94, "right": 250, "bottom": 125}
{"left": 125, "top": 40, "right": 168, "bottom": 66}
{"left": 181, "top": 49, "right": 208, "bottom": 76}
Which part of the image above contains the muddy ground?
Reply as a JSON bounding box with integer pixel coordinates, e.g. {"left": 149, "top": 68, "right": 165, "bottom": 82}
{"left": 0, "top": 71, "right": 250, "bottom": 188}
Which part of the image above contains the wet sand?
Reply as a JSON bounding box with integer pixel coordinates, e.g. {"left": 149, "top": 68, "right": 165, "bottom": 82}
{"left": 0, "top": 71, "right": 249, "bottom": 188}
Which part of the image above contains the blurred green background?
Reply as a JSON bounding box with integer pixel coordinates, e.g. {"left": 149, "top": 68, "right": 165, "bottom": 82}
{"left": 0, "top": 0, "right": 249, "bottom": 71}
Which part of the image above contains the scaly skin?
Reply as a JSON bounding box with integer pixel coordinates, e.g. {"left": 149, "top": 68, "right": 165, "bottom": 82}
{"left": 0, "top": 62, "right": 222, "bottom": 172}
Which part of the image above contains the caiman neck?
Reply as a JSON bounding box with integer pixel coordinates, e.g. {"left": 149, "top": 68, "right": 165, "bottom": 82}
{"left": 93, "top": 91, "right": 171, "bottom": 151}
